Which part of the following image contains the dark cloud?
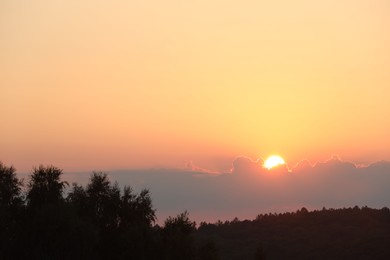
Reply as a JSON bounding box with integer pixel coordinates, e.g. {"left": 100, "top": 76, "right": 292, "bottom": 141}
{"left": 59, "top": 156, "right": 390, "bottom": 223}
{"left": 313, "top": 155, "right": 357, "bottom": 172}
{"left": 231, "top": 156, "right": 264, "bottom": 174}
{"left": 292, "top": 159, "right": 312, "bottom": 172}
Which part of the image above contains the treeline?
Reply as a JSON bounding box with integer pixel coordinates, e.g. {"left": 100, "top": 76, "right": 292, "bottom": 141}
{"left": 1, "top": 162, "right": 390, "bottom": 259}
{"left": 0, "top": 163, "right": 209, "bottom": 259}
{"left": 198, "top": 206, "right": 390, "bottom": 259}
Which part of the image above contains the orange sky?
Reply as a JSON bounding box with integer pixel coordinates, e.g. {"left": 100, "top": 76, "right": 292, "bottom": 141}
{"left": 1, "top": 0, "right": 390, "bottom": 172}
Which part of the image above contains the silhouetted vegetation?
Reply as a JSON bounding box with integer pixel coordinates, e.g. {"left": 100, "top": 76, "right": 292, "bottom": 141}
{"left": 196, "top": 207, "right": 390, "bottom": 259}
{"left": 1, "top": 162, "right": 390, "bottom": 259}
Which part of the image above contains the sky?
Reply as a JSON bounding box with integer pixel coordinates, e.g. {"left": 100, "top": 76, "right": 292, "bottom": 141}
{"left": 1, "top": 1, "right": 390, "bottom": 173}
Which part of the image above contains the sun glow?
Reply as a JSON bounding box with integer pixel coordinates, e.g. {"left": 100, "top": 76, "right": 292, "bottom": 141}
{"left": 264, "top": 155, "right": 285, "bottom": 169}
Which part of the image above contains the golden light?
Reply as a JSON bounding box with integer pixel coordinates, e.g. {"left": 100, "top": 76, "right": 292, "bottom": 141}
{"left": 264, "top": 155, "right": 285, "bottom": 169}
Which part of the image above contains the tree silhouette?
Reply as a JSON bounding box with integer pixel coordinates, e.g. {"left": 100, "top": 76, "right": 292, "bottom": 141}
{"left": 27, "top": 165, "right": 68, "bottom": 209}
{"left": 85, "top": 172, "right": 121, "bottom": 229}
{"left": 67, "top": 171, "right": 158, "bottom": 259}
{"left": 119, "top": 186, "right": 156, "bottom": 227}
{"left": 163, "top": 211, "right": 196, "bottom": 259}
{"left": 0, "top": 162, "right": 24, "bottom": 259}
{"left": 116, "top": 186, "right": 157, "bottom": 259}
{"left": 21, "top": 166, "right": 99, "bottom": 259}
{"left": 67, "top": 182, "right": 88, "bottom": 216}
{"left": 0, "top": 162, "right": 23, "bottom": 207}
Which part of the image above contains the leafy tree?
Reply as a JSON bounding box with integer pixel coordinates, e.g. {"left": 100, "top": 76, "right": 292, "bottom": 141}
{"left": 26, "top": 165, "right": 68, "bottom": 208}
{"left": 67, "top": 183, "right": 88, "bottom": 216}
{"left": 67, "top": 171, "right": 159, "bottom": 259}
{"left": 85, "top": 171, "right": 121, "bottom": 229}
{"left": 116, "top": 186, "right": 157, "bottom": 259}
{"left": 119, "top": 186, "right": 156, "bottom": 227}
{"left": 0, "top": 163, "right": 24, "bottom": 259}
{"left": 163, "top": 211, "right": 196, "bottom": 259}
{"left": 20, "top": 165, "right": 99, "bottom": 259}
{"left": 0, "top": 162, "right": 23, "bottom": 207}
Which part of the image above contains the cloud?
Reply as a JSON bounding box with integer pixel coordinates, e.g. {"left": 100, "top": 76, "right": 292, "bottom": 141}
{"left": 57, "top": 155, "right": 390, "bottom": 223}
{"left": 291, "top": 159, "right": 312, "bottom": 172}
{"left": 312, "top": 155, "right": 357, "bottom": 172}
{"left": 231, "top": 156, "right": 291, "bottom": 176}
{"left": 185, "top": 161, "right": 220, "bottom": 174}
{"left": 231, "top": 156, "right": 264, "bottom": 174}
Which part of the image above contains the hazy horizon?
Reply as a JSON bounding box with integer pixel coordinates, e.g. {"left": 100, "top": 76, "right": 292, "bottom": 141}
{"left": 9, "top": 155, "right": 390, "bottom": 223}
{"left": 1, "top": 1, "right": 390, "bottom": 224}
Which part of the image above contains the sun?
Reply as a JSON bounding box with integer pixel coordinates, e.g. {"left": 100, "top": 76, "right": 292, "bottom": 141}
{"left": 264, "top": 155, "right": 285, "bottom": 169}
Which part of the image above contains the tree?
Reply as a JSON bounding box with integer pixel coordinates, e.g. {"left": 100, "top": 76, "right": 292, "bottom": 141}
{"left": 0, "top": 162, "right": 24, "bottom": 259}
{"left": 85, "top": 171, "right": 121, "bottom": 229}
{"left": 67, "top": 171, "right": 159, "bottom": 259}
{"left": 119, "top": 187, "right": 156, "bottom": 227}
{"left": 115, "top": 186, "right": 157, "bottom": 259}
{"left": 163, "top": 211, "right": 196, "bottom": 259}
{"left": 21, "top": 166, "right": 98, "bottom": 259}
{"left": 0, "top": 162, "right": 23, "bottom": 207}
{"left": 67, "top": 182, "right": 88, "bottom": 217}
{"left": 26, "top": 165, "right": 68, "bottom": 208}
{"left": 68, "top": 172, "right": 121, "bottom": 259}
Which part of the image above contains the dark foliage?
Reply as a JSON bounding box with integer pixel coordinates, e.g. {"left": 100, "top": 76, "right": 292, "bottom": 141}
{"left": 1, "top": 162, "right": 390, "bottom": 259}
{"left": 196, "top": 206, "right": 390, "bottom": 260}
{"left": 27, "top": 165, "right": 68, "bottom": 209}
{"left": 197, "top": 238, "right": 220, "bottom": 260}
{"left": 0, "top": 162, "right": 23, "bottom": 207}
{"left": 0, "top": 162, "right": 24, "bottom": 259}
{"left": 162, "top": 211, "right": 196, "bottom": 259}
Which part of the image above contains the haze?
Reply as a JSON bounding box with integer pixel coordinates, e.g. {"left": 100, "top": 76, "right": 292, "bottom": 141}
{"left": 1, "top": 1, "right": 390, "bottom": 221}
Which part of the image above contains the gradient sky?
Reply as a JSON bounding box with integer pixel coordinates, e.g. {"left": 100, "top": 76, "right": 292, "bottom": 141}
{"left": 1, "top": 0, "right": 390, "bottom": 173}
